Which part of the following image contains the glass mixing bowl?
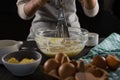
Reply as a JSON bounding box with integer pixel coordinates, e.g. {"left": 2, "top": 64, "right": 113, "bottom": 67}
{"left": 35, "top": 27, "right": 88, "bottom": 57}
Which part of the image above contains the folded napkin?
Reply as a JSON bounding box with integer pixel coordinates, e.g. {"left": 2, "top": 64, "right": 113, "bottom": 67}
{"left": 82, "top": 32, "right": 120, "bottom": 58}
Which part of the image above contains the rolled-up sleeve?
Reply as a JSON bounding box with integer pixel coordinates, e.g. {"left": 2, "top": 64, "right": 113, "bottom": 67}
{"left": 16, "top": 0, "right": 34, "bottom": 20}
{"left": 83, "top": 0, "right": 99, "bottom": 17}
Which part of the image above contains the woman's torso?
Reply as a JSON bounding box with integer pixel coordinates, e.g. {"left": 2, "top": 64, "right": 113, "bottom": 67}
{"left": 28, "top": 0, "right": 81, "bottom": 40}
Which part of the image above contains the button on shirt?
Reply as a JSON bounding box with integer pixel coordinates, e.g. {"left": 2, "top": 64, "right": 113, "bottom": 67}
{"left": 16, "top": 0, "right": 99, "bottom": 40}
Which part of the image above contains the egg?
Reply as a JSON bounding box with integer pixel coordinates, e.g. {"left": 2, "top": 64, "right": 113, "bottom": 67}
{"left": 106, "top": 54, "right": 120, "bottom": 70}
{"left": 58, "top": 62, "right": 76, "bottom": 79}
{"left": 7, "top": 57, "right": 19, "bottom": 64}
{"left": 43, "top": 58, "right": 60, "bottom": 73}
{"left": 61, "top": 55, "right": 70, "bottom": 64}
{"left": 91, "top": 55, "right": 107, "bottom": 69}
{"left": 55, "top": 53, "right": 67, "bottom": 63}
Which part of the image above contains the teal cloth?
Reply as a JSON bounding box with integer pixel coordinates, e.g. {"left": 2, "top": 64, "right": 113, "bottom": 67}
{"left": 90, "top": 32, "right": 120, "bottom": 53}
{"left": 83, "top": 32, "right": 120, "bottom": 58}
{"left": 79, "top": 32, "right": 120, "bottom": 80}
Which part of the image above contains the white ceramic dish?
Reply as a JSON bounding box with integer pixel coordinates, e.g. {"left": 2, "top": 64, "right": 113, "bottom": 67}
{"left": 2, "top": 50, "right": 42, "bottom": 76}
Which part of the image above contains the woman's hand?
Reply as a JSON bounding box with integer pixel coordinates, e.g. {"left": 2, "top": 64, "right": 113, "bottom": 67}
{"left": 80, "top": 0, "right": 97, "bottom": 9}
{"left": 79, "top": 0, "right": 99, "bottom": 17}
{"left": 32, "top": 0, "right": 48, "bottom": 8}
{"left": 23, "top": 0, "right": 48, "bottom": 18}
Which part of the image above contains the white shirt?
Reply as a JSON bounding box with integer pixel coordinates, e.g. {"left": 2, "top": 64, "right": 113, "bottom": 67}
{"left": 16, "top": 0, "right": 99, "bottom": 40}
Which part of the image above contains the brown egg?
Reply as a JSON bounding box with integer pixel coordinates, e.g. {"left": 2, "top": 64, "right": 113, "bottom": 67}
{"left": 58, "top": 63, "right": 76, "bottom": 79}
{"left": 55, "top": 53, "right": 67, "bottom": 63}
{"left": 61, "top": 55, "right": 70, "bottom": 64}
{"left": 91, "top": 55, "right": 107, "bottom": 69}
{"left": 106, "top": 54, "right": 120, "bottom": 70}
{"left": 43, "top": 58, "right": 60, "bottom": 73}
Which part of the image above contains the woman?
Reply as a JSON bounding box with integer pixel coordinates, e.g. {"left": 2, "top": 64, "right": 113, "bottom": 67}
{"left": 16, "top": 0, "right": 99, "bottom": 40}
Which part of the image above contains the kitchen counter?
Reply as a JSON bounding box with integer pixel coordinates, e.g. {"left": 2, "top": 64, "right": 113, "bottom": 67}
{"left": 0, "top": 38, "right": 104, "bottom": 80}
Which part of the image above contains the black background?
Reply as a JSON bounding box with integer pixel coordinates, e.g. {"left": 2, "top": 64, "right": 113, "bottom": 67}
{"left": 0, "top": 0, "right": 31, "bottom": 40}
{"left": 0, "top": 0, "right": 120, "bottom": 40}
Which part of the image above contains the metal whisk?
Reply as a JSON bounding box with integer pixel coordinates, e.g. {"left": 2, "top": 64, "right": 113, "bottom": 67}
{"left": 55, "top": 0, "right": 70, "bottom": 38}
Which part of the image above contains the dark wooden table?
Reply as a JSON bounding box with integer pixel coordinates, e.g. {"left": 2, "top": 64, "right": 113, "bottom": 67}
{"left": 0, "top": 38, "right": 104, "bottom": 80}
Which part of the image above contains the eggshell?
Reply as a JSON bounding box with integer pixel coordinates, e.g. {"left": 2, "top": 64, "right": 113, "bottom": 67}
{"left": 85, "top": 64, "right": 109, "bottom": 78}
{"left": 48, "top": 69, "right": 60, "bottom": 79}
{"left": 61, "top": 55, "right": 70, "bottom": 64}
{"left": 77, "top": 60, "right": 85, "bottom": 72}
{"left": 70, "top": 60, "right": 78, "bottom": 68}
